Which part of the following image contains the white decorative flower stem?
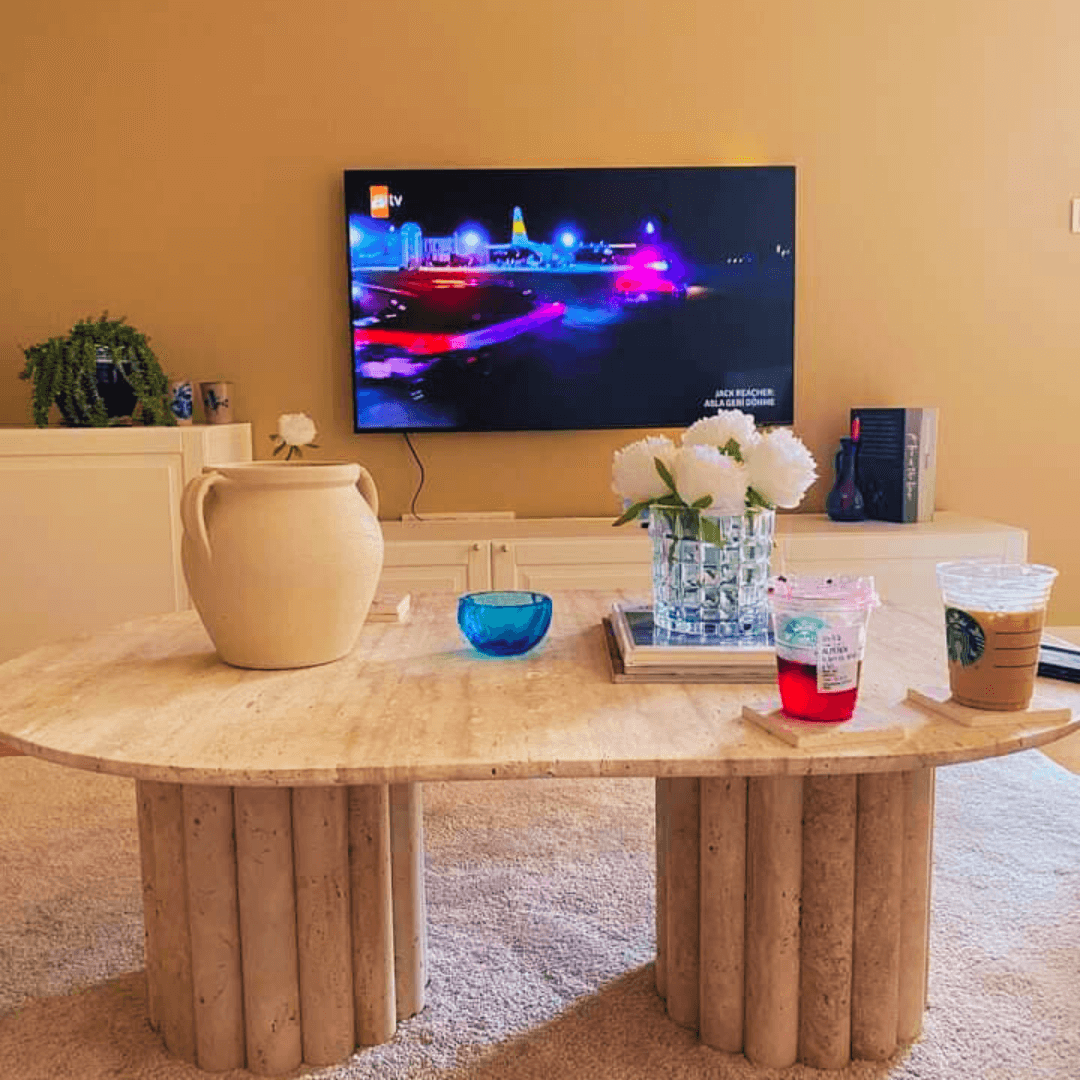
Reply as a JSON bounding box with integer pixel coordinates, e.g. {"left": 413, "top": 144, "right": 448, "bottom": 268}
{"left": 270, "top": 412, "right": 319, "bottom": 461}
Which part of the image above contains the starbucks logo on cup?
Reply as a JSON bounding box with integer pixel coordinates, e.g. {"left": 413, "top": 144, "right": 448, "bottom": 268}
{"left": 946, "top": 608, "right": 985, "bottom": 667}
{"left": 779, "top": 615, "right": 827, "bottom": 647}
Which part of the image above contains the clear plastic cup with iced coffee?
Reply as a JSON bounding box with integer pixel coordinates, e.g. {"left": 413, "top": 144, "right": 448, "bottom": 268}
{"left": 769, "top": 576, "right": 880, "bottom": 722}
{"left": 936, "top": 561, "right": 1058, "bottom": 711}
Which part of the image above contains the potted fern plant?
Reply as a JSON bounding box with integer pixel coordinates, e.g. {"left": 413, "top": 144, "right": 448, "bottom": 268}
{"left": 19, "top": 313, "right": 175, "bottom": 427}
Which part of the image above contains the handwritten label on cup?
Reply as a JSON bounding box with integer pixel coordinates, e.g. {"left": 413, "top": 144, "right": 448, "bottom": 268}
{"left": 816, "top": 626, "right": 861, "bottom": 693}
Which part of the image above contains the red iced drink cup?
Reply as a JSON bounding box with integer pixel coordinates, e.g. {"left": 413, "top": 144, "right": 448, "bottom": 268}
{"left": 769, "top": 576, "right": 879, "bottom": 722}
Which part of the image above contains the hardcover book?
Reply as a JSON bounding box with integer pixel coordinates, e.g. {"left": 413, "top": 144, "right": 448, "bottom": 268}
{"left": 606, "top": 603, "right": 776, "bottom": 683}
{"left": 850, "top": 407, "right": 938, "bottom": 523}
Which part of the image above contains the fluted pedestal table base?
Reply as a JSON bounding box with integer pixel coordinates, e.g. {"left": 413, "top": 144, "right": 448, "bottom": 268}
{"left": 136, "top": 779, "right": 427, "bottom": 1075}
{"left": 656, "top": 768, "right": 935, "bottom": 1070}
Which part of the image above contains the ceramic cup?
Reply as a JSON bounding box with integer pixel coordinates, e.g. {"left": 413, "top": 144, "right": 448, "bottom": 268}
{"left": 199, "top": 381, "right": 234, "bottom": 425}
{"left": 168, "top": 380, "right": 194, "bottom": 425}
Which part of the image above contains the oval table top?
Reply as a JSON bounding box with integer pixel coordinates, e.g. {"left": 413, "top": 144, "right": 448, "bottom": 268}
{"left": 0, "top": 591, "right": 1076, "bottom": 786}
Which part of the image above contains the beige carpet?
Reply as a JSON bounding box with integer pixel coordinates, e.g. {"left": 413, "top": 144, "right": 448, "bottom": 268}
{"left": 1, "top": 752, "right": 1079, "bottom": 1080}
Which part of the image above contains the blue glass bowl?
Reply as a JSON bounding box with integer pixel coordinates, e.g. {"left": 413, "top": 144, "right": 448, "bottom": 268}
{"left": 457, "top": 591, "right": 553, "bottom": 656}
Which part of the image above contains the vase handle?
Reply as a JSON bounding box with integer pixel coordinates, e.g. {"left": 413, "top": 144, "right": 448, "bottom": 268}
{"left": 355, "top": 465, "right": 379, "bottom": 520}
{"left": 181, "top": 471, "right": 224, "bottom": 565}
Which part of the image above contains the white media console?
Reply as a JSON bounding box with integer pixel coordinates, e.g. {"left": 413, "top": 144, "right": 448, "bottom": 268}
{"left": 380, "top": 511, "right": 1026, "bottom": 612}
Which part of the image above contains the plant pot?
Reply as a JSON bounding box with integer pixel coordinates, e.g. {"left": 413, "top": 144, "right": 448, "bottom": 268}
{"left": 649, "top": 505, "right": 775, "bottom": 640}
{"left": 180, "top": 461, "right": 384, "bottom": 669}
{"left": 22, "top": 315, "right": 174, "bottom": 428}
{"left": 55, "top": 349, "right": 139, "bottom": 426}
{"left": 94, "top": 356, "right": 139, "bottom": 419}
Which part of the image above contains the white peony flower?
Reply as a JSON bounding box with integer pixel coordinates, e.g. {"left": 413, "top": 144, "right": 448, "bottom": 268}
{"left": 277, "top": 412, "right": 317, "bottom": 447}
{"left": 744, "top": 427, "right": 817, "bottom": 508}
{"left": 673, "top": 444, "right": 749, "bottom": 515}
{"left": 612, "top": 414, "right": 815, "bottom": 530}
{"left": 682, "top": 410, "right": 761, "bottom": 458}
{"left": 611, "top": 435, "right": 678, "bottom": 502}
{"left": 271, "top": 412, "right": 319, "bottom": 461}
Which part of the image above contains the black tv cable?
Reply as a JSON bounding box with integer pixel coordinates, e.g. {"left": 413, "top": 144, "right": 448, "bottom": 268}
{"left": 402, "top": 431, "right": 425, "bottom": 521}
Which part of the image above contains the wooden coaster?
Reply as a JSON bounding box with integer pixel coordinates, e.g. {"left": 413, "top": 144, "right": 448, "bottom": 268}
{"left": 906, "top": 686, "right": 1071, "bottom": 728}
{"left": 367, "top": 592, "right": 411, "bottom": 623}
{"left": 742, "top": 701, "right": 909, "bottom": 749}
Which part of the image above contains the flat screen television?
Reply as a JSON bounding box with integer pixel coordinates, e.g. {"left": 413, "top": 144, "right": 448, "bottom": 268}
{"left": 344, "top": 166, "right": 795, "bottom": 433}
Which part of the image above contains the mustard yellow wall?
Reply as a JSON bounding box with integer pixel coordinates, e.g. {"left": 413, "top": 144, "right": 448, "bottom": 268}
{"left": 3, "top": 1, "right": 1079, "bottom": 618}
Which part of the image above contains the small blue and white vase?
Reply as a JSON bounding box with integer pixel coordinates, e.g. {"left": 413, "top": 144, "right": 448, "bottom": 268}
{"left": 199, "top": 381, "right": 234, "bottom": 425}
{"left": 168, "top": 380, "right": 194, "bottom": 425}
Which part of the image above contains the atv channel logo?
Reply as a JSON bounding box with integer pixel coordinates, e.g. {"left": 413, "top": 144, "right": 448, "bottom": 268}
{"left": 369, "top": 185, "right": 403, "bottom": 219}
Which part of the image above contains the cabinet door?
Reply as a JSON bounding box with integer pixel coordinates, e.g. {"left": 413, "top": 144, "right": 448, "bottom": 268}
{"left": 0, "top": 426, "right": 253, "bottom": 666}
{"left": 778, "top": 556, "right": 935, "bottom": 609}
{"left": 0, "top": 454, "right": 184, "bottom": 664}
{"left": 781, "top": 520, "right": 1023, "bottom": 613}
{"left": 491, "top": 535, "right": 652, "bottom": 594}
{"left": 379, "top": 540, "right": 491, "bottom": 594}
{"left": 779, "top": 523, "right": 1027, "bottom": 611}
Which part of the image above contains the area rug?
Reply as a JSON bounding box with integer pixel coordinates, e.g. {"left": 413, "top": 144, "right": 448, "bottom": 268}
{"left": 1, "top": 749, "right": 1078, "bottom": 1079}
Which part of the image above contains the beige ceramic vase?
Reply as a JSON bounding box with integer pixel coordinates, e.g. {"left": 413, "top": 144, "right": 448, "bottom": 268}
{"left": 180, "top": 461, "right": 384, "bottom": 669}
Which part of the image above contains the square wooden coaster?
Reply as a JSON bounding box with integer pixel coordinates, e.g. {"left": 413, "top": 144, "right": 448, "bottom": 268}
{"left": 905, "top": 686, "right": 1071, "bottom": 728}
{"left": 367, "top": 592, "right": 411, "bottom": 623}
{"left": 741, "top": 700, "right": 909, "bottom": 749}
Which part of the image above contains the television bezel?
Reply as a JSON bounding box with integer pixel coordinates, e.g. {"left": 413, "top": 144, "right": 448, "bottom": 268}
{"left": 343, "top": 164, "right": 796, "bottom": 435}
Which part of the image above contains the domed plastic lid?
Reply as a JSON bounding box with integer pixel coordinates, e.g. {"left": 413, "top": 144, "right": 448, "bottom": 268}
{"left": 936, "top": 560, "right": 1057, "bottom": 610}
{"left": 770, "top": 574, "right": 879, "bottom": 611}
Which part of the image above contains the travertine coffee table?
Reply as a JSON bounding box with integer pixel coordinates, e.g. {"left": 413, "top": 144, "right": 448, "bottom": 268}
{"left": 0, "top": 592, "right": 1077, "bottom": 1074}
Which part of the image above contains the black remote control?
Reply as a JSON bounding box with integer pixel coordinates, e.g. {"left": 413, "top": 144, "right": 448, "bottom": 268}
{"left": 1038, "top": 642, "right": 1080, "bottom": 685}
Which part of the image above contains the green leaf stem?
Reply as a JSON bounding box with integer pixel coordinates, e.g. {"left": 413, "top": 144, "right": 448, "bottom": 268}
{"left": 697, "top": 514, "right": 728, "bottom": 547}
{"left": 612, "top": 499, "right": 654, "bottom": 527}
{"left": 721, "top": 438, "right": 743, "bottom": 462}
{"left": 746, "top": 486, "right": 774, "bottom": 510}
{"left": 653, "top": 456, "right": 678, "bottom": 494}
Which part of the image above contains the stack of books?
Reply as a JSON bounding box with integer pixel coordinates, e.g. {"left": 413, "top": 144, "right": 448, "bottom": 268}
{"left": 602, "top": 602, "right": 777, "bottom": 683}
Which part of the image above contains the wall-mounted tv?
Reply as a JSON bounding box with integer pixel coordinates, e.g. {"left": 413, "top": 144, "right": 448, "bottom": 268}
{"left": 344, "top": 166, "right": 795, "bottom": 433}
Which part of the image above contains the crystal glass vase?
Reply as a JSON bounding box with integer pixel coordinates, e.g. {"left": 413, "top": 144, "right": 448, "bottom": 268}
{"left": 649, "top": 505, "right": 776, "bottom": 640}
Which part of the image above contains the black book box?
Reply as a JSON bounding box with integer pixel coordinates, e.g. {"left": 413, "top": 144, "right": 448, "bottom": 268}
{"left": 849, "top": 408, "right": 938, "bottom": 523}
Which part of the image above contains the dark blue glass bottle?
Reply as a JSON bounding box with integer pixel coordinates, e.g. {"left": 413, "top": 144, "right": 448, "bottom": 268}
{"left": 826, "top": 437, "right": 866, "bottom": 522}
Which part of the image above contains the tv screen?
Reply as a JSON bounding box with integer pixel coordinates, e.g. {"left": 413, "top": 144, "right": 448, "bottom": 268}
{"left": 344, "top": 166, "right": 795, "bottom": 433}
